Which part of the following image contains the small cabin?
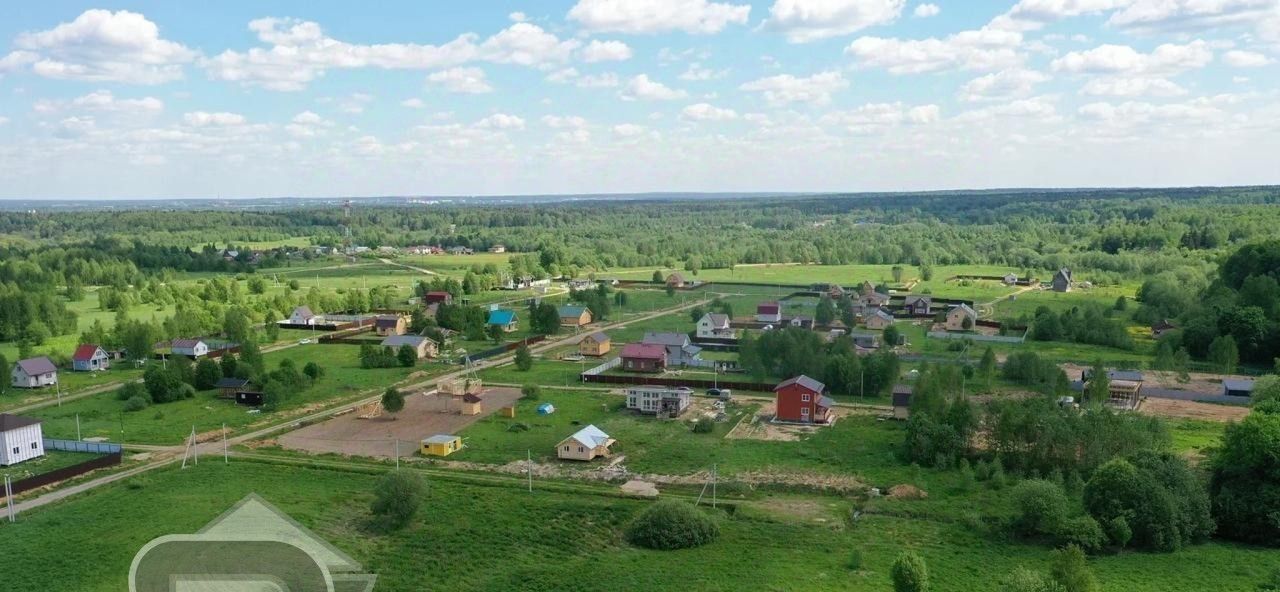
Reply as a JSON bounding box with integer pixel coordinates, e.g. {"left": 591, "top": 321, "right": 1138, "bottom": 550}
{"left": 421, "top": 434, "right": 463, "bottom": 457}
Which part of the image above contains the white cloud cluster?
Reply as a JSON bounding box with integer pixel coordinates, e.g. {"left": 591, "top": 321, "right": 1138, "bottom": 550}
{"left": 1223, "top": 49, "right": 1274, "bottom": 67}
{"left": 739, "top": 71, "right": 849, "bottom": 105}
{"left": 846, "top": 28, "right": 1024, "bottom": 74}
{"left": 183, "top": 111, "right": 248, "bottom": 127}
{"left": 819, "top": 102, "right": 940, "bottom": 133}
{"left": 1080, "top": 77, "right": 1187, "bottom": 97}
{"left": 567, "top": 0, "right": 751, "bottom": 34}
{"left": 681, "top": 102, "right": 739, "bottom": 121}
{"left": 476, "top": 113, "right": 526, "bottom": 130}
{"left": 34, "top": 90, "right": 165, "bottom": 114}
{"left": 8, "top": 9, "right": 196, "bottom": 84}
{"left": 958, "top": 68, "right": 1049, "bottom": 101}
{"left": 620, "top": 74, "right": 687, "bottom": 100}
{"left": 428, "top": 67, "right": 494, "bottom": 94}
{"left": 913, "top": 3, "right": 941, "bottom": 18}
{"left": 1052, "top": 40, "right": 1213, "bottom": 75}
{"left": 763, "top": 0, "right": 905, "bottom": 43}
{"left": 580, "top": 39, "right": 633, "bottom": 62}
{"left": 1107, "top": 0, "right": 1277, "bottom": 32}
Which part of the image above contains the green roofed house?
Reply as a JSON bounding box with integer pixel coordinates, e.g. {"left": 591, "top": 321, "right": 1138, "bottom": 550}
{"left": 487, "top": 309, "right": 519, "bottom": 332}
{"left": 557, "top": 305, "right": 593, "bottom": 327}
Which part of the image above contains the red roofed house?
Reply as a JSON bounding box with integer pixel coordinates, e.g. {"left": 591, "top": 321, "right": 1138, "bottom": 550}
{"left": 620, "top": 343, "right": 667, "bottom": 373}
{"left": 72, "top": 344, "right": 111, "bottom": 372}
{"left": 424, "top": 291, "right": 453, "bottom": 305}
{"left": 757, "top": 301, "right": 782, "bottom": 323}
{"left": 774, "top": 375, "right": 833, "bottom": 424}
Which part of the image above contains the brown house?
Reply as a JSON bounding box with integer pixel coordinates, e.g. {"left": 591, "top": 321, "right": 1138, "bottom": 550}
{"left": 666, "top": 273, "right": 685, "bottom": 288}
{"left": 558, "top": 305, "right": 593, "bottom": 327}
{"left": 375, "top": 314, "right": 408, "bottom": 336}
{"left": 620, "top": 343, "right": 666, "bottom": 373}
{"left": 580, "top": 332, "right": 611, "bottom": 356}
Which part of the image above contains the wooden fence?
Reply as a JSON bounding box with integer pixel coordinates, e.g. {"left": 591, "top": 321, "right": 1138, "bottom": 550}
{"left": 6, "top": 452, "right": 123, "bottom": 496}
{"left": 460, "top": 334, "right": 548, "bottom": 364}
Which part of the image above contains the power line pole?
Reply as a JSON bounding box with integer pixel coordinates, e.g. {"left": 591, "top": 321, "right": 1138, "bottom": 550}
{"left": 4, "top": 476, "right": 14, "bottom": 523}
{"left": 527, "top": 449, "right": 533, "bottom": 493}
{"left": 222, "top": 423, "right": 228, "bottom": 464}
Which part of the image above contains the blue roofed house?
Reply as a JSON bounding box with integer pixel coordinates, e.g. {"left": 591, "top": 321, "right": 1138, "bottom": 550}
{"left": 557, "top": 305, "right": 593, "bottom": 327}
{"left": 487, "top": 309, "right": 519, "bottom": 333}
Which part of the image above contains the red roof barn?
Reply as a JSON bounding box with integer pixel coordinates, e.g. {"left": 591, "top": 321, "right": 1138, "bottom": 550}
{"left": 774, "top": 375, "right": 833, "bottom": 424}
{"left": 424, "top": 291, "right": 453, "bottom": 305}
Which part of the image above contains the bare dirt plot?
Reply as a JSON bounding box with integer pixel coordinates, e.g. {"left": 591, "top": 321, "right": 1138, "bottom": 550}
{"left": 278, "top": 387, "right": 523, "bottom": 458}
{"left": 724, "top": 401, "right": 866, "bottom": 442}
{"left": 1139, "top": 397, "right": 1250, "bottom": 423}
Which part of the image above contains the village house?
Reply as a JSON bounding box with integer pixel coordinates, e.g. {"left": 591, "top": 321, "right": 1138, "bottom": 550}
{"left": 945, "top": 304, "right": 978, "bottom": 331}
{"left": 487, "top": 309, "right": 519, "bottom": 332}
{"left": 557, "top": 305, "right": 593, "bottom": 327}
{"left": 696, "top": 312, "right": 735, "bottom": 339}
{"left": 72, "top": 344, "right": 110, "bottom": 372}
{"left": 1052, "top": 268, "right": 1073, "bottom": 292}
{"left": 579, "top": 332, "right": 611, "bottom": 357}
{"left": 624, "top": 386, "right": 692, "bottom": 418}
{"left": 460, "top": 394, "right": 483, "bottom": 416}
{"left": 556, "top": 425, "right": 615, "bottom": 461}
{"left": 423, "top": 291, "right": 453, "bottom": 305}
{"left": 567, "top": 279, "right": 596, "bottom": 291}
{"left": 289, "top": 306, "right": 324, "bottom": 326}
{"left": 215, "top": 377, "right": 252, "bottom": 399}
{"left": 903, "top": 295, "right": 932, "bottom": 316}
{"left": 860, "top": 280, "right": 876, "bottom": 296}
{"left": 892, "top": 385, "right": 913, "bottom": 420}
{"left": 860, "top": 291, "right": 890, "bottom": 309}
{"left": 1223, "top": 379, "right": 1255, "bottom": 398}
{"left": 789, "top": 315, "right": 814, "bottom": 329}
{"left": 171, "top": 339, "right": 209, "bottom": 359}
{"left": 849, "top": 332, "right": 881, "bottom": 349}
{"left": 421, "top": 434, "right": 463, "bottom": 457}
{"left": 446, "top": 246, "right": 474, "bottom": 255}
{"left": 774, "top": 375, "right": 833, "bottom": 424}
{"left": 865, "top": 308, "right": 896, "bottom": 330}
{"left": 620, "top": 343, "right": 667, "bottom": 373}
{"left": 374, "top": 314, "right": 408, "bottom": 336}
{"left": 1003, "top": 273, "right": 1019, "bottom": 285}
{"left": 12, "top": 356, "right": 58, "bottom": 388}
{"left": 488, "top": 244, "right": 506, "bottom": 253}
{"left": 381, "top": 335, "right": 438, "bottom": 359}
{"left": 666, "top": 273, "right": 686, "bottom": 288}
{"left": 0, "top": 414, "right": 45, "bottom": 466}
{"left": 641, "top": 332, "right": 702, "bottom": 366}
{"left": 757, "top": 301, "right": 782, "bottom": 323}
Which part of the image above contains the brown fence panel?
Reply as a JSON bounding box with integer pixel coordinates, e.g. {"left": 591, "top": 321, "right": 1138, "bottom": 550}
{"left": 581, "top": 372, "right": 776, "bottom": 392}
{"left": 9, "top": 452, "right": 123, "bottom": 495}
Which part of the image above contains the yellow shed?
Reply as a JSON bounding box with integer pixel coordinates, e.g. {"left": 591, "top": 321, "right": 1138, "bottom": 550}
{"left": 460, "top": 394, "right": 482, "bottom": 416}
{"left": 421, "top": 434, "right": 463, "bottom": 457}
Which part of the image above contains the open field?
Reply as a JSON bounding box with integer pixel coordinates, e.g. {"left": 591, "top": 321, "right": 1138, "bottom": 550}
{"left": 0, "top": 450, "right": 104, "bottom": 481}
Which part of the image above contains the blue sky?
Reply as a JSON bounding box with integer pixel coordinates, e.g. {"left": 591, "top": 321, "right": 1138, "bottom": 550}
{"left": 0, "top": 1, "right": 1277, "bottom": 198}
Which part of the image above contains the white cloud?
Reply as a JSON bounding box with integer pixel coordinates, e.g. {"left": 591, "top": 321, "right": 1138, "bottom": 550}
{"left": 33, "top": 90, "right": 165, "bottom": 114}
{"left": 567, "top": 0, "right": 751, "bottom": 34}
{"left": 620, "top": 74, "right": 688, "bottom": 100}
{"left": 953, "top": 96, "right": 1059, "bottom": 122}
{"left": 580, "top": 40, "right": 633, "bottom": 62}
{"left": 401, "top": 98, "right": 426, "bottom": 109}
{"left": 1080, "top": 77, "right": 1188, "bottom": 97}
{"left": 763, "top": 0, "right": 906, "bottom": 43}
{"left": 0, "top": 116, "right": 9, "bottom": 126}
{"left": 12, "top": 9, "right": 196, "bottom": 84}
{"left": 1077, "top": 98, "right": 1232, "bottom": 128}
{"left": 0, "top": 51, "right": 39, "bottom": 74}
{"left": 612, "top": 123, "right": 647, "bottom": 137}
{"left": 846, "top": 28, "right": 1024, "bottom": 74}
{"left": 1107, "top": 0, "right": 1277, "bottom": 32}
{"left": 819, "top": 101, "right": 939, "bottom": 133}
{"left": 578, "top": 72, "right": 621, "bottom": 87}
{"left": 1051, "top": 40, "right": 1214, "bottom": 76}
{"left": 476, "top": 113, "right": 526, "bottom": 130}
{"left": 1223, "top": 49, "right": 1274, "bottom": 67}
{"left": 427, "top": 67, "right": 494, "bottom": 94}
{"left": 990, "top": 0, "right": 1128, "bottom": 32}
{"left": 913, "top": 3, "right": 941, "bottom": 17}
{"left": 542, "top": 115, "right": 588, "bottom": 128}
{"left": 739, "top": 71, "right": 849, "bottom": 105}
{"left": 292, "top": 111, "right": 325, "bottom": 125}
{"left": 183, "top": 111, "right": 247, "bottom": 127}
{"left": 204, "top": 19, "right": 574, "bottom": 91}
{"left": 958, "top": 68, "right": 1049, "bottom": 101}
{"left": 681, "top": 102, "right": 739, "bottom": 121}
{"left": 907, "top": 104, "right": 940, "bottom": 123}
{"left": 679, "top": 62, "right": 728, "bottom": 80}
{"left": 509, "top": 12, "right": 528, "bottom": 22}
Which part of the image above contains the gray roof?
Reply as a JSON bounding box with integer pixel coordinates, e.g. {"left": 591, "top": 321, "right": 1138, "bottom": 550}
{"left": 567, "top": 425, "right": 612, "bottom": 448}
{"left": 892, "top": 385, "right": 913, "bottom": 407}
{"left": 904, "top": 295, "right": 932, "bottom": 306}
{"left": 1222, "top": 379, "right": 1255, "bottom": 392}
{"left": 775, "top": 374, "right": 826, "bottom": 394}
{"left": 15, "top": 356, "right": 57, "bottom": 376}
{"left": 423, "top": 434, "right": 458, "bottom": 444}
{"left": 214, "top": 377, "right": 251, "bottom": 389}
{"left": 870, "top": 308, "right": 895, "bottom": 321}
{"left": 171, "top": 339, "right": 204, "bottom": 349}
{"left": 642, "top": 332, "right": 690, "bottom": 347}
{"left": 702, "top": 313, "right": 730, "bottom": 327}
{"left": 950, "top": 303, "right": 977, "bottom": 317}
{"left": 1107, "top": 370, "right": 1144, "bottom": 382}
{"left": 817, "top": 396, "right": 836, "bottom": 408}
{"left": 382, "top": 335, "right": 432, "bottom": 348}
{"left": 583, "top": 332, "right": 610, "bottom": 343}
{"left": 292, "top": 305, "right": 315, "bottom": 319}
{"left": 0, "top": 413, "right": 42, "bottom": 431}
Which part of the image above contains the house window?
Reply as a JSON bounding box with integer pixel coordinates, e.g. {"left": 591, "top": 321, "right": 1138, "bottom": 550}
{"left": 801, "top": 393, "right": 810, "bottom": 402}
{"left": 11, "top": 447, "right": 17, "bottom": 454}
{"left": 800, "top": 408, "right": 810, "bottom": 418}
{"left": 563, "top": 446, "right": 569, "bottom": 451}
{"left": 31, "top": 442, "right": 39, "bottom": 449}
{"left": 578, "top": 447, "right": 584, "bottom": 453}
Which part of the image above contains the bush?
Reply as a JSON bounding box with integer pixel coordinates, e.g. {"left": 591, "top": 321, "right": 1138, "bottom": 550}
{"left": 891, "top": 551, "right": 929, "bottom": 592}
{"left": 847, "top": 548, "right": 864, "bottom": 571}
{"left": 123, "top": 395, "right": 149, "bottom": 412}
{"left": 1049, "top": 545, "right": 1100, "bottom": 592}
{"left": 625, "top": 500, "right": 719, "bottom": 550}
{"left": 1054, "top": 516, "right": 1105, "bottom": 553}
{"left": 116, "top": 382, "right": 148, "bottom": 402}
{"left": 521, "top": 383, "right": 541, "bottom": 401}
{"left": 1084, "top": 454, "right": 1212, "bottom": 552}
{"left": 692, "top": 417, "right": 715, "bottom": 434}
{"left": 1012, "top": 480, "right": 1070, "bottom": 537}
{"left": 1210, "top": 411, "right": 1280, "bottom": 546}
{"left": 370, "top": 471, "right": 424, "bottom": 532}
{"left": 303, "top": 361, "right": 324, "bottom": 380}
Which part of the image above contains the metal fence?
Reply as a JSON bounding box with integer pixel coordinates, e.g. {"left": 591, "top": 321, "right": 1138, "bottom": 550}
{"left": 927, "top": 331, "right": 1027, "bottom": 344}
{"left": 459, "top": 334, "right": 548, "bottom": 364}
{"left": 7, "top": 452, "right": 123, "bottom": 496}
{"left": 43, "top": 438, "right": 123, "bottom": 454}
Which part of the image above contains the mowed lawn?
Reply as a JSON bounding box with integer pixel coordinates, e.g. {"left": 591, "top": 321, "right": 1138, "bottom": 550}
{"left": 0, "top": 461, "right": 1272, "bottom": 592}
{"left": 26, "top": 345, "right": 439, "bottom": 445}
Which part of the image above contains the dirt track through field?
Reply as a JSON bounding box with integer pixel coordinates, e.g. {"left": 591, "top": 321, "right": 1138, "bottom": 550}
{"left": 1138, "top": 397, "right": 1250, "bottom": 423}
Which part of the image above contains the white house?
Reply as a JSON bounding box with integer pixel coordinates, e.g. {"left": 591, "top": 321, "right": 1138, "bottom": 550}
{"left": 696, "top": 313, "right": 734, "bottom": 339}
{"left": 757, "top": 302, "right": 782, "bottom": 323}
{"left": 12, "top": 357, "right": 58, "bottom": 389}
{"left": 0, "top": 414, "right": 45, "bottom": 466}
{"left": 288, "top": 306, "right": 324, "bottom": 326}
{"left": 624, "top": 386, "right": 692, "bottom": 418}
{"left": 72, "top": 344, "right": 110, "bottom": 372}
{"left": 171, "top": 339, "right": 209, "bottom": 358}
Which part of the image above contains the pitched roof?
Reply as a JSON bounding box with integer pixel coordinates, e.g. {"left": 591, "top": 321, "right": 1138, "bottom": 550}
{"left": 72, "top": 344, "right": 105, "bottom": 361}
{"left": 583, "top": 332, "right": 610, "bottom": 344}
{"left": 292, "top": 306, "right": 314, "bottom": 319}
{"left": 620, "top": 343, "right": 667, "bottom": 360}
{"left": 870, "top": 308, "right": 895, "bottom": 321}
{"left": 666, "top": 273, "right": 684, "bottom": 283}
{"left": 15, "top": 356, "right": 57, "bottom": 376}
{"left": 558, "top": 305, "right": 588, "bottom": 317}
{"left": 462, "top": 393, "right": 483, "bottom": 403}
{"left": 423, "top": 434, "right": 458, "bottom": 444}
{"left": 1223, "top": 379, "right": 1255, "bottom": 392}
{"left": 775, "top": 374, "right": 826, "bottom": 394}
{"left": 904, "top": 295, "right": 932, "bottom": 306}
{"left": 214, "top": 377, "right": 251, "bottom": 389}
{"left": 0, "top": 413, "right": 43, "bottom": 431}
{"left": 949, "top": 303, "right": 977, "bottom": 318}
{"left": 567, "top": 424, "right": 612, "bottom": 448}
{"left": 817, "top": 395, "right": 836, "bottom": 409}
{"left": 757, "top": 302, "right": 780, "bottom": 314}
{"left": 641, "top": 332, "right": 690, "bottom": 347}
{"left": 381, "top": 335, "right": 431, "bottom": 348}
{"left": 487, "top": 309, "right": 517, "bottom": 325}
{"left": 1055, "top": 268, "right": 1072, "bottom": 281}
{"left": 425, "top": 291, "right": 451, "bottom": 297}
{"left": 374, "top": 315, "right": 402, "bottom": 328}
{"left": 701, "top": 313, "right": 730, "bottom": 328}
{"left": 171, "top": 339, "right": 205, "bottom": 349}
{"left": 892, "top": 385, "right": 913, "bottom": 407}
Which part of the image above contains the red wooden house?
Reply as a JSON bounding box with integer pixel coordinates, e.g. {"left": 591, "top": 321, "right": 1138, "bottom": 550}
{"left": 774, "top": 375, "right": 833, "bottom": 424}
{"left": 620, "top": 343, "right": 667, "bottom": 373}
{"left": 424, "top": 291, "right": 453, "bottom": 305}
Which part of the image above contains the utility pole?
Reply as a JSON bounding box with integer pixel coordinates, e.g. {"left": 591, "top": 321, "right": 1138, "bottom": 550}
{"left": 222, "top": 423, "right": 228, "bottom": 464}
{"left": 4, "top": 476, "right": 14, "bottom": 523}
{"left": 527, "top": 449, "right": 533, "bottom": 493}
{"left": 76, "top": 414, "right": 81, "bottom": 441}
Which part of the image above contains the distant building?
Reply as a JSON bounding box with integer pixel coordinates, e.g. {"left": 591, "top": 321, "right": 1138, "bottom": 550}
{"left": 423, "top": 291, "right": 453, "bottom": 305}
{"left": 903, "top": 295, "right": 932, "bottom": 316}
{"left": 580, "top": 332, "right": 611, "bottom": 357}
{"left": 557, "top": 305, "right": 593, "bottom": 327}
{"left": 374, "top": 315, "right": 407, "bottom": 336}
{"left": 892, "top": 385, "right": 913, "bottom": 420}
{"left": 945, "top": 304, "right": 978, "bottom": 331}
{"left": 624, "top": 386, "right": 692, "bottom": 418}
{"left": 666, "top": 273, "right": 686, "bottom": 288}
{"left": 421, "top": 435, "right": 463, "bottom": 457}
{"left": 12, "top": 357, "right": 58, "bottom": 389}
{"left": 556, "top": 425, "right": 615, "bottom": 461}
{"left": 170, "top": 339, "right": 209, "bottom": 359}
{"left": 788, "top": 315, "right": 814, "bottom": 329}
{"left": 620, "top": 343, "right": 667, "bottom": 373}
{"left": 1223, "top": 379, "right": 1255, "bottom": 398}
{"left": 289, "top": 306, "right": 324, "bottom": 326}
{"left": 0, "top": 414, "right": 45, "bottom": 466}
{"left": 381, "top": 335, "right": 438, "bottom": 359}
{"left": 1003, "top": 273, "right": 1019, "bottom": 285}
{"left": 1151, "top": 319, "right": 1177, "bottom": 339}
{"left": 1052, "top": 268, "right": 1073, "bottom": 292}
{"left": 72, "top": 344, "right": 110, "bottom": 372}
{"left": 641, "top": 332, "right": 702, "bottom": 366}
{"left": 696, "top": 313, "right": 734, "bottom": 339}
{"left": 488, "top": 244, "right": 506, "bottom": 253}
{"left": 860, "top": 281, "right": 876, "bottom": 296}
{"left": 757, "top": 302, "right": 782, "bottom": 323}
{"left": 774, "top": 375, "right": 832, "bottom": 424}
{"left": 487, "top": 309, "right": 519, "bottom": 332}
{"left": 860, "top": 292, "right": 890, "bottom": 308}
{"left": 864, "top": 308, "right": 896, "bottom": 330}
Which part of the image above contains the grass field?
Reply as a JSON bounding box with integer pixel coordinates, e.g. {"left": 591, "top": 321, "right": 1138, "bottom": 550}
{"left": 26, "top": 345, "right": 440, "bottom": 445}
{"left": 0, "top": 449, "right": 103, "bottom": 480}
{"left": 2, "top": 459, "right": 1273, "bottom": 592}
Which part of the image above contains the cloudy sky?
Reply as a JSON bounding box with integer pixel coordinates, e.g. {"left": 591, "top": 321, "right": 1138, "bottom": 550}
{"left": 0, "top": 1, "right": 1278, "bottom": 199}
